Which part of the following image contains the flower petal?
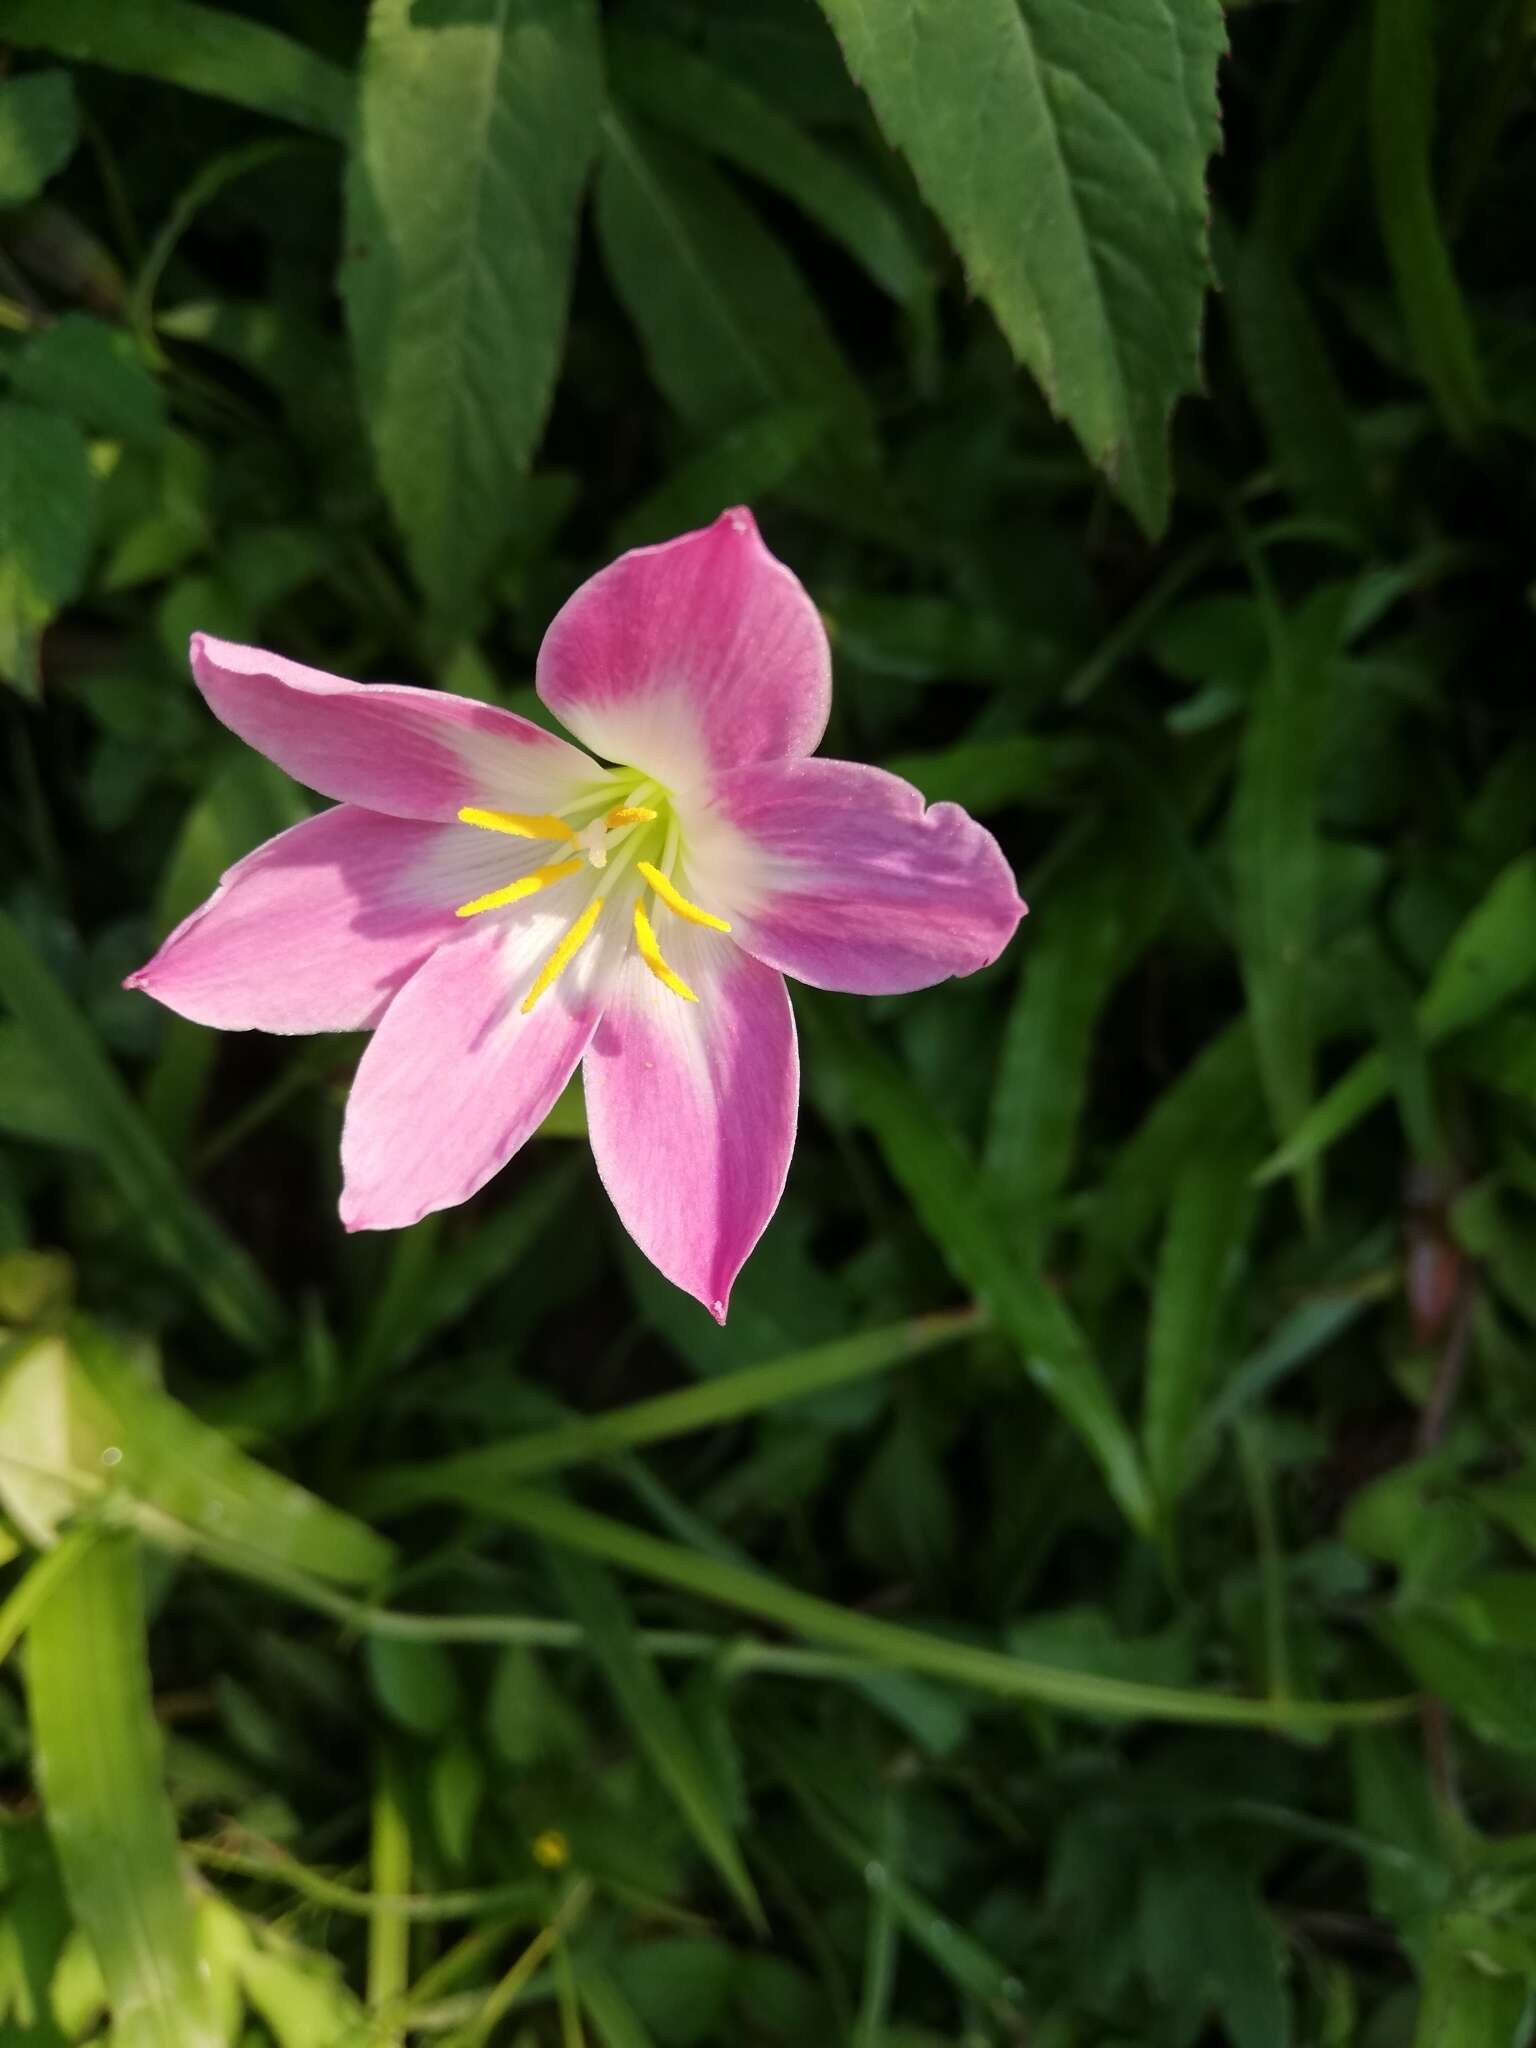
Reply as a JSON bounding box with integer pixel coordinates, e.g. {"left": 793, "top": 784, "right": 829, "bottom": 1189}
{"left": 340, "top": 874, "right": 612, "bottom": 1230}
{"left": 191, "top": 634, "right": 600, "bottom": 821}
{"left": 535, "top": 508, "right": 830, "bottom": 788}
{"left": 584, "top": 930, "right": 797, "bottom": 1322}
{"left": 125, "top": 804, "right": 567, "bottom": 1033}
{"left": 707, "top": 757, "right": 1027, "bottom": 995}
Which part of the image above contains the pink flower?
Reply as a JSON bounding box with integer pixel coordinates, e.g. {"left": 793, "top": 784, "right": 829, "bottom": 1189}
{"left": 127, "top": 511, "right": 1026, "bottom": 1321}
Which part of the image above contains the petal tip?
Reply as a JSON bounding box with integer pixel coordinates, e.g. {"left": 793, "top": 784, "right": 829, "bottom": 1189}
{"left": 714, "top": 505, "right": 759, "bottom": 541}
{"left": 709, "top": 1295, "right": 729, "bottom": 1327}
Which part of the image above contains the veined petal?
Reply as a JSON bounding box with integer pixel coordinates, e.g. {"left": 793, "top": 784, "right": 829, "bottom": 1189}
{"left": 535, "top": 508, "right": 830, "bottom": 789}
{"left": 340, "top": 874, "right": 613, "bottom": 1230}
{"left": 584, "top": 930, "right": 797, "bottom": 1323}
{"left": 191, "top": 634, "right": 601, "bottom": 822}
{"left": 125, "top": 804, "right": 566, "bottom": 1033}
{"left": 707, "top": 758, "right": 1026, "bottom": 995}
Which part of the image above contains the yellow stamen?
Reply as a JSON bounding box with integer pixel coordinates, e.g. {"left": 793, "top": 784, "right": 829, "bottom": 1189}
{"left": 522, "top": 896, "right": 604, "bottom": 1015}
{"left": 605, "top": 804, "right": 658, "bottom": 827}
{"left": 633, "top": 900, "right": 697, "bottom": 1003}
{"left": 531, "top": 1829, "right": 569, "bottom": 1871}
{"left": 637, "top": 861, "right": 731, "bottom": 933}
{"left": 458, "top": 806, "right": 578, "bottom": 846}
{"left": 455, "top": 859, "right": 582, "bottom": 920}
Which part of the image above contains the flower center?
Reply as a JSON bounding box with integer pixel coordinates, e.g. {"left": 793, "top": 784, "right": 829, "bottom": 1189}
{"left": 453, "top": 769, "right": 731, "bottom": 1013}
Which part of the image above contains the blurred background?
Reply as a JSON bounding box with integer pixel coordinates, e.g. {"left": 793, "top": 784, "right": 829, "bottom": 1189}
{"left": 3, "top": 0, "right": 1536, "bottom": 2041}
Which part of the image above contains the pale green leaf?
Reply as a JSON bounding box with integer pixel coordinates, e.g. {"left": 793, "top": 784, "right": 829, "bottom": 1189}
{"left": 12, "top": 315, "right": 165, "bottom": 446}
{"left": 28, "top": 1532, "right": 222, "bottom": 2048}
{"left": 343, "top": 0, "right": 602, "bottom": 617}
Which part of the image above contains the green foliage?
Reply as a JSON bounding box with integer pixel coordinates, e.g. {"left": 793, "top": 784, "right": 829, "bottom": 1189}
{"left": 3, "top": 0, "right": 1536, "bottom": 2042}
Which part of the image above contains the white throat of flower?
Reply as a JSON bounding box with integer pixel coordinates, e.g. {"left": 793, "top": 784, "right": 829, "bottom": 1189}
{"left": 453, "top": 773, "right": 730, "bottom": 1013}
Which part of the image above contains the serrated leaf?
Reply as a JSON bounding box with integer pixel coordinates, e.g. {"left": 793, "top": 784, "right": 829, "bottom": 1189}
{"left": 343, "top": 0, "right": 601, "bottom": 618}
{"left": 2, "top": 0, "right": 352, "bottom": 137}
{"left": 0, "top": 402, "right": 96, "bottom": 698}
{"left": 0, "top": 71, "right": 78, "bottom": 208}
{"left": 815, "top": 0, "right": 1224, "bottom": 530}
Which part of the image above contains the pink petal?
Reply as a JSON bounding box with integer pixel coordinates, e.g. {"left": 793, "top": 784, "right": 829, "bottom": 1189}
{"left": 340, "top": 875, "right": 613, "bottom": 1230}
{"left": 584, "top": 931, "right": 797, "bottom": 1321}
{"left": 125, "top": 804, "right": 567, "bottom": 1033}
{"left": 707, "top": 757, "right": 1027, "bottom": 995}
{"left": 191, "top": 634, "right": 600, "bottom": 821}
{"left": 535, "top": 509, "right": 830, "bottom": 789}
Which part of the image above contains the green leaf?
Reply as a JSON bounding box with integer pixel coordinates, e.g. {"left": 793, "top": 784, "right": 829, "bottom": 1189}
{"left": 1218, "top": 219, "right": 1377, "bottom": 541}
{"left": 595, "top": 112, "right": 873, "bottom": 461}
{"left": 1413, "top": 1911, "right": 1531, "bottom": 2046}
{"left": 28, "top": 1531, "right": 222, "bottom": 2048}
{"left": 883, "top": 736, "right": 1063, "bottom": 816}
{"left": 1370, "top": 0, "right": 1486, "bottom": 442}
{"left": 470, "top": 1486, "right": 1411, "bottom": 1734}
{"left": 613, "top": 404, "right": 831, "bottom": 553}
{"left": 0, "top": 910, "right": 285, "bottom": 1349}
{"left": 12, "top": 315, "right": 165, "bottom": 446}
{"left": 544, "top": 1548, "right": 763, "bottom": 1926}
{"left": 1143, "top": 1146, "right": 1259, "bottom": 1514}
{"left": 0, "top": 402, "right": 96, "bottom": 698}
{"left": 1231, "top": 583, "right": 1349, "bottom": 1210}
{"left": 1259, "top": 852, "right": 1536, "bottom": 1183}
{"left": 357, "top": 1308, "right": 979, "bottom": 1513}
{"left": 2, "top": 0, "right": 352, "bottom": 137}
{"left": 815, "top": 0, "right": 1224, "bottom": 530}
{"left": 0, "top": 71, "right": 78, "bottom": 208}
{"left": 343, "top": 0, "right": 602, "bottom": 618}
{"left": 812, "top": 1010, "right": 1153, "bottom": 1535}
{"left": 612, "top": 30, "right": 926, "bottom": 304}
{"left": 365, "top": 1638, "right": 463, "bottom": 1739}
{"left": 1380, "top": 1614, "right": 1536, "bottom": 1753}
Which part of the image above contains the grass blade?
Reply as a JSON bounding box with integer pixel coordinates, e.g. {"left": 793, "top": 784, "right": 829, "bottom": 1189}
{"left": 27, "top": 1530, "right": 222, "bottom": 2047}
{"left": 1370, "top": 0, "right": 1486, "bottom": 441}
{"left": 545, "top": 1548, "right": 763, "bottom": 1926}
{"left": 811, "top": 1007, "right": 1152, "bottom": 1534}
{"left": 469, "top": 1483, "right": 1413, "bottom": 1732}
{"left": 0, "top": 910, "right": 285, "bottom": 1349}
{"left": 357, "top": 1308, "right": 981, "bottom": 1514}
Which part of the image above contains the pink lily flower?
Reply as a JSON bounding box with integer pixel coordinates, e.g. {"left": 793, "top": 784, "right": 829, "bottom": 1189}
{"left": 127, "top": 511, "right": 1026, "bottom": 1321}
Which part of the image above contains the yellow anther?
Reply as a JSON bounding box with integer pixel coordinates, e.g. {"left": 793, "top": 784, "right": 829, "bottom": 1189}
{"left": 605, "top": 804, "right": 658, "bottom": 827}
{"left": 458, "top": 806, "right": 578, "bottom": 846}
{"left": 522, "top": 896, "right": 604, "bottom": 1015}
{"left": 455, "top": 859, "right": 582, "bottom": 920}
{"left": 531, "top": 1829, "right": 569, "bottom": 1870}
{"left": 633, "top": 900, "right": 697, "bottom": 1004}
{"left": 637, "top": 861, "right": 731, "bottom": 933}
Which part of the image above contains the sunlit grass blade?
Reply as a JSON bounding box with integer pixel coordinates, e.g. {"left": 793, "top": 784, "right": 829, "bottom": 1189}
{"left": 357, "top": 1308, "right": 981, "bottom": 1514}
{"left": 1258, "top": 851, "right": 1536, "bottom": 1184}
{"left": 470, "top": 1484, "right": 1414, "bottom": 1732}
{"left": 546, "top": 1548, "right": 763, "bottom": 1928}
{"left": 808, "top": 1005, "right": 1153, "bottom": 1535}
{"left": 0, "top": 910, "right": 285, "bottom": 1350}
{"left": 0, "top": 1522, "right": 100, "bottom": 1670}
{"left": 578, "top": 1964, "right": 658, "bottom": 2048}
{"left": 27, "top": 1529, "right": 222, "bottom": 2047}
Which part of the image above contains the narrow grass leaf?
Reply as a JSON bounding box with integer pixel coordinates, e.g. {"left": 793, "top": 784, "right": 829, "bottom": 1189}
{"left": 1259, "top": 852, "right": 1536, "bottom": 1182}
{"left": 344, "top": 0, "right": 602, "bottom": 618}
{"left": 1370, "top": 0, "right": 1486, "bottom": 441}
{"left": 0, "top": 911, "right": 284, "bottom": 1348}
{"left": 477, "top": 1483, "right": 1412, "bottom": 1731}
{"left": 813, "top": 1009, "right": 1152, "bottom": 1534}
{"left": 357, "top": 1308, "right": 980, "bottom": 1513}
{"left": 0, "top": 1523, "right": 101, "bottom": 1671}
{"left": 612, "top": 30, "right": 926, "bottom": 304}
{"left": 1231, "top": 583, "right": 1348, "bottom": 1215}
{"left": 2, "top": 0, "right": 352, "bottom": 138}
{"left": 546, "top": 1549, "right": 763, "bottom": 1926}
{"left": 1144, "top": 1146, "right": 1260, "bottom": 1514}
{"left": 28, "top": 1530, "right": 221, "bottom": 2047}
